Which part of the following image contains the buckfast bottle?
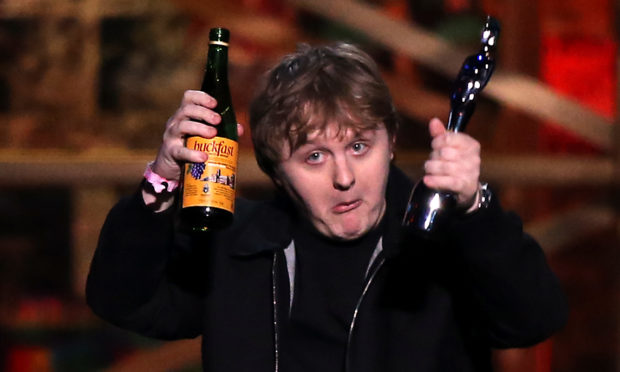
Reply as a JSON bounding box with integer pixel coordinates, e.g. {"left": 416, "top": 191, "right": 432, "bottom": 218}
{"left": 180, "top": 27, "right": 238, "bottom": 232}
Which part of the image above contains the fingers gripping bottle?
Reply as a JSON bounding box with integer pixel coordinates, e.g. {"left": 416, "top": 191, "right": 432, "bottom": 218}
{"left": 180, "top": 28, "right": 238, "bottom": 232}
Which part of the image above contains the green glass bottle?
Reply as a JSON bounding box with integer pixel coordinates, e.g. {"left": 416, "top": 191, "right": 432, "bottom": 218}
{"left": 180, "top": 27, "right": 238, "bottom": 232}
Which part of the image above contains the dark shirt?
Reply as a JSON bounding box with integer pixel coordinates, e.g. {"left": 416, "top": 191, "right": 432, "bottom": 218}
{"left": 281, "top": 218, "right": 384, "bottom": 372}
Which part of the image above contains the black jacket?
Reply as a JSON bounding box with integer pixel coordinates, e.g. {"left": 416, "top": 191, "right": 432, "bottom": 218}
{"left": 86, "top": 166, "right": 567, "bottom": 372}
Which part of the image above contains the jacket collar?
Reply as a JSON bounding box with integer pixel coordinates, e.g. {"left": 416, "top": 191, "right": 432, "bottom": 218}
{"left": 228, "top": 193, "right": 295, "bottom": 257}
{"left": 380, "top": 164, "right": 414, "bottom": 258}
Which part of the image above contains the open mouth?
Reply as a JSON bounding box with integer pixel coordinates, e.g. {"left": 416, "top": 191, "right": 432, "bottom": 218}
{"left": 332, "top": 199, "right": 362, "bottom": 214}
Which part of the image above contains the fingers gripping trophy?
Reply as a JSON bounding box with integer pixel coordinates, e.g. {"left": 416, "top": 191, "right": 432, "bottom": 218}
{"left": 402, "top": 16, "right": 500, "bottom": 235}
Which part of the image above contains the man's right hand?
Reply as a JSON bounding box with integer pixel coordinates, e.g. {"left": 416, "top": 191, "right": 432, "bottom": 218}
{"left": 152, "top": 90, "right": 222, "bottom": 181}
{"left": 142, "top": 90, "right": 243, "bottom": 211}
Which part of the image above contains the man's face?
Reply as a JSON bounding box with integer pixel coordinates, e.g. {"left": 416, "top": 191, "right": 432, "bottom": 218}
{"left": 277, "top": 124, "right": 393, "bottom": 241}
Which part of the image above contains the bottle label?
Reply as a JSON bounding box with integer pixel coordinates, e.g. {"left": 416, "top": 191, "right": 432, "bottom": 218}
{"left": 182, "top": 136, "right": 238, "bottom": 212}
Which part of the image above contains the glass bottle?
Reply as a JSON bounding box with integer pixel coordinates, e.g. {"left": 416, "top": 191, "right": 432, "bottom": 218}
{"left": 180, "top": 27, "right": 238, "bottom": 232}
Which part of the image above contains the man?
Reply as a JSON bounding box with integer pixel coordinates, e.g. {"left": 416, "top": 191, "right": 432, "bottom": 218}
{"left": 87, "top": 42, "right": 567, "bottom": 372}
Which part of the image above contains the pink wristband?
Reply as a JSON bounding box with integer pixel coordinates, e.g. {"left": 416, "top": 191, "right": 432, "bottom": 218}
{"left": 143, "top": 162, "right": 179, "bottom": 193}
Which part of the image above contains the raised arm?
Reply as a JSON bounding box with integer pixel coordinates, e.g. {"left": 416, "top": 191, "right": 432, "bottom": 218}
{"left": 445, "top": 195, "right": 568, "bottom": 348}
{"left": 86, "top": 90, "right": 242, "bottom": 339}
{"left": 422, "top": 118, "right": 567, "bottom": 347}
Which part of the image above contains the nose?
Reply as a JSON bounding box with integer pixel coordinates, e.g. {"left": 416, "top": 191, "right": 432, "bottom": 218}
{"left": 333, "top": 157, "right": 355, "bottom": 191}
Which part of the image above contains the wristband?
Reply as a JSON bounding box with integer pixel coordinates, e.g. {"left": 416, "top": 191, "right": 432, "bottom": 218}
{"left": 143, "top": 162, "right": 179, "bottom": 193}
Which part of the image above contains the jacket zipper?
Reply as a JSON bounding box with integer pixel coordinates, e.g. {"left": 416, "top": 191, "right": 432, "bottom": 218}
{"left": 344, "top": 255, "right": 386, "bottom": 372}
{"left": 272, "top": 252, "right": 280, "bottom": 372}
{"left": 271, "top": 247, "right": 385, "bottom": 372}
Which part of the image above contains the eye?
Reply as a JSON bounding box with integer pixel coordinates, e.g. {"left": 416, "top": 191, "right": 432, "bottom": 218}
{"left": 306, "top": 151, "right": 324, "bottom": 164}
{"left": 351, "top": 142, "right": 368, "bottom": 155}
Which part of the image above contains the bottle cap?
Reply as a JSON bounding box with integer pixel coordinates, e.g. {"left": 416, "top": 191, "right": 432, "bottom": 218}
{"left": 209, "top": 28, "right": 230, "bottom": 46}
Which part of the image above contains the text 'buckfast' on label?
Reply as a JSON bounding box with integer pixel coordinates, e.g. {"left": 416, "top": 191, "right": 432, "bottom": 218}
{"left": 193, "top": 140, "right": 235, "bottom": 157}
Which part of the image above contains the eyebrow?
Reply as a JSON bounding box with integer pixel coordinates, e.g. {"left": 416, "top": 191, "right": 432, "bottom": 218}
{"left": 294, "top": 140, "right": 325, "bottom": 152}
{"left": 295, "top": 130, "right": 374, "bottom": 151}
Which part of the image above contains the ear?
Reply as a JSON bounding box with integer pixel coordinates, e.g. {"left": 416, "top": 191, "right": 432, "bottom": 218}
{"left": 270, "top": 166, "right": 285, "bottom": 187}
{"left": 390, "top": 135, "right": 397, "bottom": 160}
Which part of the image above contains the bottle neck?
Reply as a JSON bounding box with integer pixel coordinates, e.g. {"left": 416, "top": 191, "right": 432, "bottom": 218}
{"left": 200, "top": 41, "right": 237, "bottom": 141}
{"left": 201, "top": 43, "right": 229, "bottom": 95}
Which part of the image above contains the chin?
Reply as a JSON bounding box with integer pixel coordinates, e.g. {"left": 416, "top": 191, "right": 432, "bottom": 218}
{"left": 317, "top": 213, "right": 378, "bottom": 241}
{"left": 333, "top": 231, "right": 364, "bottom": 241}
{"left": 329, "top": 223, "right": 371, "bottom": 241}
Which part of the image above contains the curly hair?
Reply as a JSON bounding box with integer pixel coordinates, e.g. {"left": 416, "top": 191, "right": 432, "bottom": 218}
{"left": 249, "top": 42, "right": 399, "bottom": 180}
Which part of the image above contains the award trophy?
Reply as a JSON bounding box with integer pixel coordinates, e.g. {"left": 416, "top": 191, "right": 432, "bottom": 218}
{"left": 402, "top": 16, "right": 500, "bottom": 235}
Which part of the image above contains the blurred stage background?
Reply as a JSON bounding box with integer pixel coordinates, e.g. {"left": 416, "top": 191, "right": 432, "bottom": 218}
{"left": 0, "top": 0, "right": 617, "bottom": 371}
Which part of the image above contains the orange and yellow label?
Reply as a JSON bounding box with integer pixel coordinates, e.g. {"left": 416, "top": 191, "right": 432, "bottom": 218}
{"left": 182, "top": 136, "right": 238, "bottom": 212}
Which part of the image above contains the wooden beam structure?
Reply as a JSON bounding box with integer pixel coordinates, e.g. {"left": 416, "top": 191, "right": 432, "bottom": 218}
{"left": 170, "top": 0, "right": 303, "bottom": 49}
{"left": 0, "top": 0, "right": 174, "bottom": 18}
{"left": 0, "top": 150, "right": 270, "bottom": 188}
{"left": 525, "top": 205, "right": 615, "bottom": 255}
{"left": 287, "top": 0, "right": 613, "bottom": 151}
{"left": 382, "top": 71, "right": 449, "bottom": 123}
{"left": 0, "top": 150, "right": 612, "bottom": 187}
